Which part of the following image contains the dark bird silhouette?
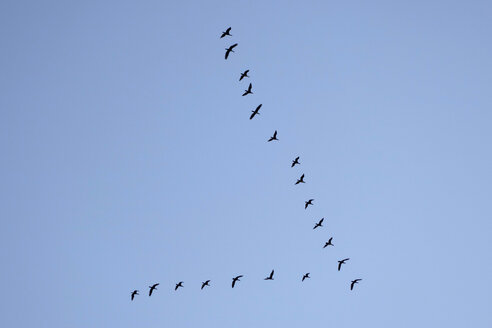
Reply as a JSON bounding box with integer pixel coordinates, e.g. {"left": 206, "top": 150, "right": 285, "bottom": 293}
{"left": 295, "top": 174, "right": 305, "bottom": 185}
{"left": 351, "top": 279, "right": 362, "bottom": 290}
{"left": 201, "top": 280, "right": 211, "bottom": 290}
{"left": 242, "top": 83, "right": 253, "bottom": 96}
{"left": 175, "top": 281, "right": 184, "bottom": 290}
{"left": 239, "top": 69, "right": 249, "bottom": 81}
{"left": 302, "top": 273, "right": 310, "bottom": 281}
{"left": 323, "top": 237, "right": 334, "bottom": 248}
{"left": 264, "top": 270, "right": 274, "bottom": 280}
{"left": 232, "top": 275, "right": 243, "bottom": 288}
{"left": 313, "top": 218, "right": 324, "bottom": 230}
{"left": 148, "top": 283, "right": 159, "bottom": 296}
{"left": 131, "top": 290, "right": 139, "bottom": 301}
{"left": 268, "top": 130, "right": 278, "bottom": 142}
{"left": 220, "top": 27, "right": 232, "bottom": 38}
{"left": 225, "top": 43, "right": 238, "bottom": 60}
{"left": 338, "top": 258, "right": 350, "bottom": 271}
{"left": 291, "top": 156, "right": 300, "bottom": 167}
{"left": 305, "top": 199, "right": 314, "bottom": 209}
{"left": 250, "top": 104, "right": 262, "bottom": 120}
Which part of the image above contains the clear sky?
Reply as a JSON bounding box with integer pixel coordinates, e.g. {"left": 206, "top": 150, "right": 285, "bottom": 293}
{"left": 1, "top": 0, "right": 491, "bottom": 327}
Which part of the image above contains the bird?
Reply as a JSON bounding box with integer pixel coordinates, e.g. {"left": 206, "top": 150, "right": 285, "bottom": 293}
{"left": 302, "top": 273, "right": 310, "bottom": 281}
{"left": 338, "top": 258, "right": 350, "bottom": 271}
{"left": 201, "top": 280, "right": 211, "bottom": 290}
{"left": 239, "top": 69, "right": 249, "bottom": 81}
{"left": 264, "top": 270, "right": 274, "bottom": 280}
{"left": 131, "top": 290, "right": 139, "bottom": 301}
{"left": 232, "top": 275, "right": 243, "bottom": 288}
{"left": 351, "top": 279, "right": 362, "bottom": 290}
{"left": 250, "top": 104, "right": 262, "bottom": 120}
{"left": 295, "top": 174, "right": 305, "bottom": 185}
{"left": 175, "top": 281, "right": 184, "bottom": 290}
{"left": 220, "top": 27, "right": 232, "bottom": 38}
{"left": 242, "top": 83, "right": 253, "bottom": 96}
{"left": 313, "top": 218, "right": 324, "bottom": 230}
{"left": 305, "top": 199, "right": 314, "bottom": 209}
{"left": 148, "top": 283, "right": 159, "bottom": 296}
{"left": 225, "top": 43, "right": 238, "bottom": 60}
{"left": 323, "top": 237, "right": 334, "bottom": 248}
{"left": 291, "top": 156, "right": 300, "bottom": 167}
{"left": 268, "top": 130, "right": 278, "bottom": 142}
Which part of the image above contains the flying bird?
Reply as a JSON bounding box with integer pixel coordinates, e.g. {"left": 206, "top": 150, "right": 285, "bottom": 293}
{"left": 291, "top": 156, "right": 300, "bottom": 167}
{"left": 250, "top": 104, "right": 262, "bottom": 120}
{"left": 201, "top": 280, "right": 211, "bottom": 290}
{"left": 232, "top": 275, "right": 243, "bottom": 288}
{"left": 295, "top": 174, "right": 305, "bottom": 185}
{"left": 313, "top": 218, "right": 324, "bottom": 230}
{"left": 351, "top": 279, "right": 362, "bottom": 290}
{"left": 338, "top": 258, "right": 350, "bottom": 271}
{"left": 220, "top": 27, "right": 232, "bottom": 38}
{"left": 305, "top": 199, "right": 314, "bottom": 209}
{"left": 239, "top": 69, "right": 249, "bottom": 81}
{"left": 302, "top": 273, "right": 310, "bottom": 281}
{"left": 148, "top": 283, "right": 159, "bottom": 296}
{"left": 268, "top": 130, "right": 278, "bottom": 142}
{"left": 131, "top": 290, "right": 139, "bottom": 301}
{"left": 323, "top": 237, "right": 334, "bottom": 248}
{"left": 242, "top": 83, "right": 253, "bottom": 96}
{"left": 264, "top": 270, "right": 274, "bottom": 280}
{"left": 175, "top": 281, "right": 184, "bottom": 290}
{"left": 225, "top": 43, "right": 238, "bottom": 60}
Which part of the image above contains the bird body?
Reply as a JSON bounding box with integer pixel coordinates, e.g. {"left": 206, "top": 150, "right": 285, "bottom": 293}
{"left": 268, "top": 130, "right": 278, "bottom": 142}
{"left": 175, "top": 281, "right": 184, "bottom": 290}
{"left": 250, "top": 104, "right": 262, "bottom": 120}
{"left": 305, "top": 199, "right": 314, "bottom": 209}
{"left": 220, "top": 27, "right": 232, "bottom": 38}
{"left": 338, "top": 258, "right": 350, "bottom": 271}
{"left": 225, "top": 43, "right": 238, "bottom": 59}
{"left": 232, "top": 275, "right": 243, "bottom": 288}
{"left": 291, "top": 156, "right": 300, "bottom": 167}
{"left": 239, "top": 69, "right": 250, "bottom": 81}
{"left": 313, "top": 218, "right": 324, "bottom": 230}
{"left": 295, "top": 174, "right": 305, "bottom": 185}
{"left": 201, "top": 280, "right": 211, "bottom": 290}
{"left": 264, "top": 270, "right": 274, "bottom": 280}
{"left": 148, "top": 283, "right": 159, "bottom": 296}
{"left": 242, "top": 83, "right": 253, "bottom": 96}
{"left": 351, "top": 279, "right": 362, "bottom": 290}
{"left": 131, "top": 290, "right": 139, "bottom": 301}
{"left": 302, "top": 273, "right": 310, "bottom": 281}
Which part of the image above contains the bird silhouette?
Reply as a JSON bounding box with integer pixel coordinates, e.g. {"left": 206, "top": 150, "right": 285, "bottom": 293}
{"left": 220, "top": 27, "right": 232, "bottom": 38}
{"left": 295, "top": 174, "right": 305, "bottom": 185}
{"left": 264, "top": 270, "right": 274, "bottom": 280}
{"left": 239, "top": 69, "right": 249, "bottom": 81}
{"left": 225, "top": 43, "right": 238, "bottom": 60}
{"left": 302, "top": 273, "right": 310, "bottom": 281}
{"left": 350, "top": 279, "right": 362, "bottom": 290}
{"left": 232, "top": 275, "right": 243, "bottom": 288}
{"left": 338, "top": 258, "right": 350, "bottom": 271}
{"left": 148, "top": 283, "right": 159, "bottom": 296}
{"left": 291, "top": 156, "right": 300, "bottom": 167}
{"left": 201, "top": 280, "right": 211, "bottom": 290}
{"left": 323, "top": 237, "right": 334, "bottom": 248}
{"left": 268, "top": 130, "right": 278, "bottom": 142}
{"left": 131, "top": 290, "right": 139, "bottom": 301}
{"left": 175, "top": 281, "right": 184, "bottom": 290}
{"left": 313, "top": 218, "right": 324, "bottom": 230}
{"left": 242, "top": 83, "right": 253, "bottom": 96}
{"left": 305, "top": 199, "right": 314, "bottom": 209}
{"left": 250, "top": 104, "right": 262, "bottom": 120}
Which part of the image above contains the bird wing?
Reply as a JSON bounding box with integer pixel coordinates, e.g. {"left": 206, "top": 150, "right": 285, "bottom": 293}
{"left": 328, "top": 237, "right": 333, "bottom": 243}
{"left": 256, "top": 104, "right": 262, "bottom": 111}
{"left": 273, "top": 130, "right": 277, "bottom": 137}
{"left": 319, "top": 218, "right": 324, "bottom": 224}
{"left": 226, "top": 27, "right": 231, "bottom": 33}
{"left": 249, "top": 112, "right": 255, "bottom": 120}
{"left": 248, "top": 83, "right": 252, "bottom": 91}
{"left": 338, "top": 262, "right": 342, "bottom": 271}
{"left": 343, "top": 258, "right": 350, "bottom": 262}
{"left": 351, "top": 282, "right": 355, "bottom": 290}
{"left": 245, "top": 69, "right": 249, "bottom": 74}
{"left": 270, "top": 270, "right": 274, "bottom": 278}
{"left": 225, "top": 49, "right": 230, "bottom": 59}
{"left": 231, "top": 43, "right": 238, "bottom": 49}
{"left": 232, "top": 279, "right": 236, "bottom": 288}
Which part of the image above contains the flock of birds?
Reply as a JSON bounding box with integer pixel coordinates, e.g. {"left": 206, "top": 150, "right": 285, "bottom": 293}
{"left": 130, "top": 27, "right": 362, "bottom": 301}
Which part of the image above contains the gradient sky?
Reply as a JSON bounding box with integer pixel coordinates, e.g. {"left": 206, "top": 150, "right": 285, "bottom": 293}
{"left": 1, "top": 1, "right": 491, "bottom": 327}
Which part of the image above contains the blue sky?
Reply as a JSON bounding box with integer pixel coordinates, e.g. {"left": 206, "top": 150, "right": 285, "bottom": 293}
{"left": 1, "top": 0, "right": 491, "bottom": 327}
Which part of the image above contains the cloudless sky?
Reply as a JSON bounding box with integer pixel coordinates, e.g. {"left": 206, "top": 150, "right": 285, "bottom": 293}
{"left": 1, "top": 0, "right": 491, "bottom": 327}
